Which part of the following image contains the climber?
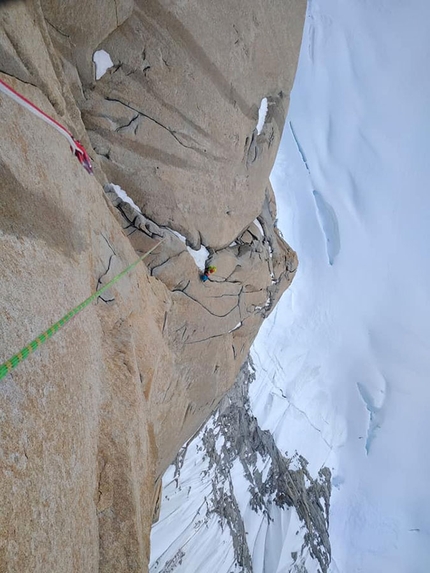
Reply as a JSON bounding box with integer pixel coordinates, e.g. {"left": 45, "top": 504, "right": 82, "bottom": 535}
{"left": 200, "top": 265, "right": 217, "bottom": 282}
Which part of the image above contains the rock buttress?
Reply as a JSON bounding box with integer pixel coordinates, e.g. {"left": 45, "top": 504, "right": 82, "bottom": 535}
{"left": 0, "top": 0, "right": 305, "bottom": 571}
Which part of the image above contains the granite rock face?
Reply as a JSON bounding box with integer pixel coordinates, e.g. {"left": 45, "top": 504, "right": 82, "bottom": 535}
{"left": 104, "top": 180, "right": 298, "bottom": 474}
{"left": 0, "top": 1, "right": 305, "bottom": 571}
{"left": 75, "top": 0, "right": 304, "bottom": 248}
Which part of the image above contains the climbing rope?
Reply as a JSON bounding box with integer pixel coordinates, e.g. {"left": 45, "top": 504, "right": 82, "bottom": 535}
{"left": 0, "top": 77, "right": 93, "bottom": 174}
{"left": 0, "top": 239, "right": 164, "bottom": 381}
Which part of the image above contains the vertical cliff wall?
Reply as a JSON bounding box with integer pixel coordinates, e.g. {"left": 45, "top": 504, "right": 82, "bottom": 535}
{"left": 0, "top": 1, "right": 305, "bottom": 571}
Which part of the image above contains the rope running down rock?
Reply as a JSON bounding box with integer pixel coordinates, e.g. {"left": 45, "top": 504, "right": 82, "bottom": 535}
{"left": 0, "top": 239, "right": 164, "bottom": 381}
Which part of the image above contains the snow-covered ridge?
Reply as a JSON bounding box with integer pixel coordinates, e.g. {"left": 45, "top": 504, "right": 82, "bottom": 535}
{"left": 150, "top": 359, "right": 331, "bottom": 573}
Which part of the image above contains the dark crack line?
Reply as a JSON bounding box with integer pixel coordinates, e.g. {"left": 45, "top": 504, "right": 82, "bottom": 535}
{"left": 172, "top": 279, "right": 190, "bottom": 293}
{"left": 0, "top": 69, "right": 38, "bottom": 90}
{"left": 210, "top": 292, "right": 240, "bottom": 299}
{"left": 221, "top": 279, "right": 242, "bottom": 285}
{"left": 162, "top": 312, "right": 168, "bottom": 333}
{"left": 105, "top": 96, "right": 203, "bottom": 153}
{"left": 97, "top": 146, "right": 111, "bottom": 160}
{"left": 101, "top": 233, "right": 116, "bottom": 256}
{"left": 172, "top": 289, "right": 239, "bottom": 319}
{"left": 98, "top": 295, "right": 115, "bottom": 304}
{"left": 286, "top": 400, "right": 334, "bottom": 451}
{"left": 149, "top": 251, "right": 184, "bottom": 276}
{"left": 175, "top": 324, "right": 187, "bottom": 336}
{"left": 44, "top": 18, "right": 70, "bottom": 38}
{"left": 223, "top": 265, "right": 242, "bottom": 282}
{"left": 111, "top": 63, "right": 123, "bottom": 75}
{"left": 115, "top": 113, "right": 140, "bottom": 132}
{"left": 96, "top": 254, "right": 114, "bottom": 291}
{"left": 113, "top": 0, "right": 119, "bottom": 27}
{"left": 97, "top": 459, "right": 107, "bottom": 506}
{"left": 117, "top": 204, "right": 142, "bottom": 228}
{"left": 184, "top": 330, "right": 229, "bottom": 345}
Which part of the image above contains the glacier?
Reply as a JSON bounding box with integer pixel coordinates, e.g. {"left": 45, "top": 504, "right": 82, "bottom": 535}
{"left": 151, "top": 1, "right": 430, "bottom": 571}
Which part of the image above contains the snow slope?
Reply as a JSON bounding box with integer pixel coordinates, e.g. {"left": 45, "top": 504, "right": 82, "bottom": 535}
{"left": 151, "top": 361, "right": 330, "bottom": 573}
{"left": 151, "top": 1, "right": 430, "bottom": 571}
{"left": 253, "top": 1, "right": 430, "bottom": 571}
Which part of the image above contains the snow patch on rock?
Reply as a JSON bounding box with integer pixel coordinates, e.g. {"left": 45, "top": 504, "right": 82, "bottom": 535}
{"left": 186, "top": 245, "right": 209, "bottom": 271}
{"left": 108, "top": 183, "right": 141, "bottom": 212}
{"left": 93, "top": 49, "right": 114, "bottom": 80}
{"left": 256, "top": 98, "right": 268, "bottom": 134}
{"left": 170, "top": 230, "right": 187, "bottom": 244}
{"left": 253, "top": 219, "right": 265, "bottom": 236}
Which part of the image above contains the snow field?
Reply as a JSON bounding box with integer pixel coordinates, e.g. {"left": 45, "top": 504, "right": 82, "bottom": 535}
{"left": 252, "top": 1, "right": 430, "bottom": 571}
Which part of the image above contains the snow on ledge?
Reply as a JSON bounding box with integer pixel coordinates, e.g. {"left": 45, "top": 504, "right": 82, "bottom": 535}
{"left": 108, "top": 183, "right": 141, "bottom": 212}
{"left": 229, "top": 322, "right": 242, "bottom": 333}
{"left": 187, "top": 245, "right": 209, "bottom": 271}
{"left": 256, "top": 97, "right": 268, "bottom": 134}
{"left": 107, "top": 184, "right": 210, "bottom": 271}
{"left": 253, "top": 219, "right": 264, "bottom": 236}
{"left": 93, "top": 50, "right": 114, "bottom": 80}
{"left": 167, "top": 229, "right": 209, "bottom": 271}
{"left": 170, "top": 230, "right": 187, "bottom": 244}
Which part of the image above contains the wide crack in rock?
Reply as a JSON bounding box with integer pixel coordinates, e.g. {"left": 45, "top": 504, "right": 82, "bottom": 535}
{"left": 104, "top": 182, "right": 297, "bottom": 354}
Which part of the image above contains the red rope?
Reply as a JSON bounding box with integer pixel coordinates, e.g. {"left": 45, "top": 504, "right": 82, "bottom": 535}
{"left": 0, "top": 77, "right": 93, "bottom": 174}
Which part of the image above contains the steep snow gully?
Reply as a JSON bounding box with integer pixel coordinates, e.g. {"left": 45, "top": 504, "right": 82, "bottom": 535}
{"left": 151, "top": 1, "right": 430, "bottom": 572}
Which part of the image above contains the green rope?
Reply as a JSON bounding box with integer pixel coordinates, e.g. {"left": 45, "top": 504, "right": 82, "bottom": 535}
{"left": 0, "top": 239, "right": 164, "bottom": 381}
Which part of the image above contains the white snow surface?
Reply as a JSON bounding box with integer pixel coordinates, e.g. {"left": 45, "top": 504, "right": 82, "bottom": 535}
{"left": 150, "top": 433, "right": 313, "bottom": 573}
{"left": 256, "top": 97, "right": 268, "bottom": 134}
{"left": 253, "top": 218, "right": 265, "bottom": 237}
{"left": 93, "top": 49, "right": 114, "bottom": 80}
{"left": 155, "top": 228, "right": 209, "bottom": 270}
{"left": 186, "top": 245, "right": 209, "bottom": 271}
{"left": 252, "top": 1, "right": 430, "bottom": 572}
{"left": 170, "top": 230, "right": 187, "bottom": 244}
{"left": 150, "top": 438, "right": 240, "bottom": 573}
{"left": 109, "top": 183, "right": 141, "bottom": 212}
